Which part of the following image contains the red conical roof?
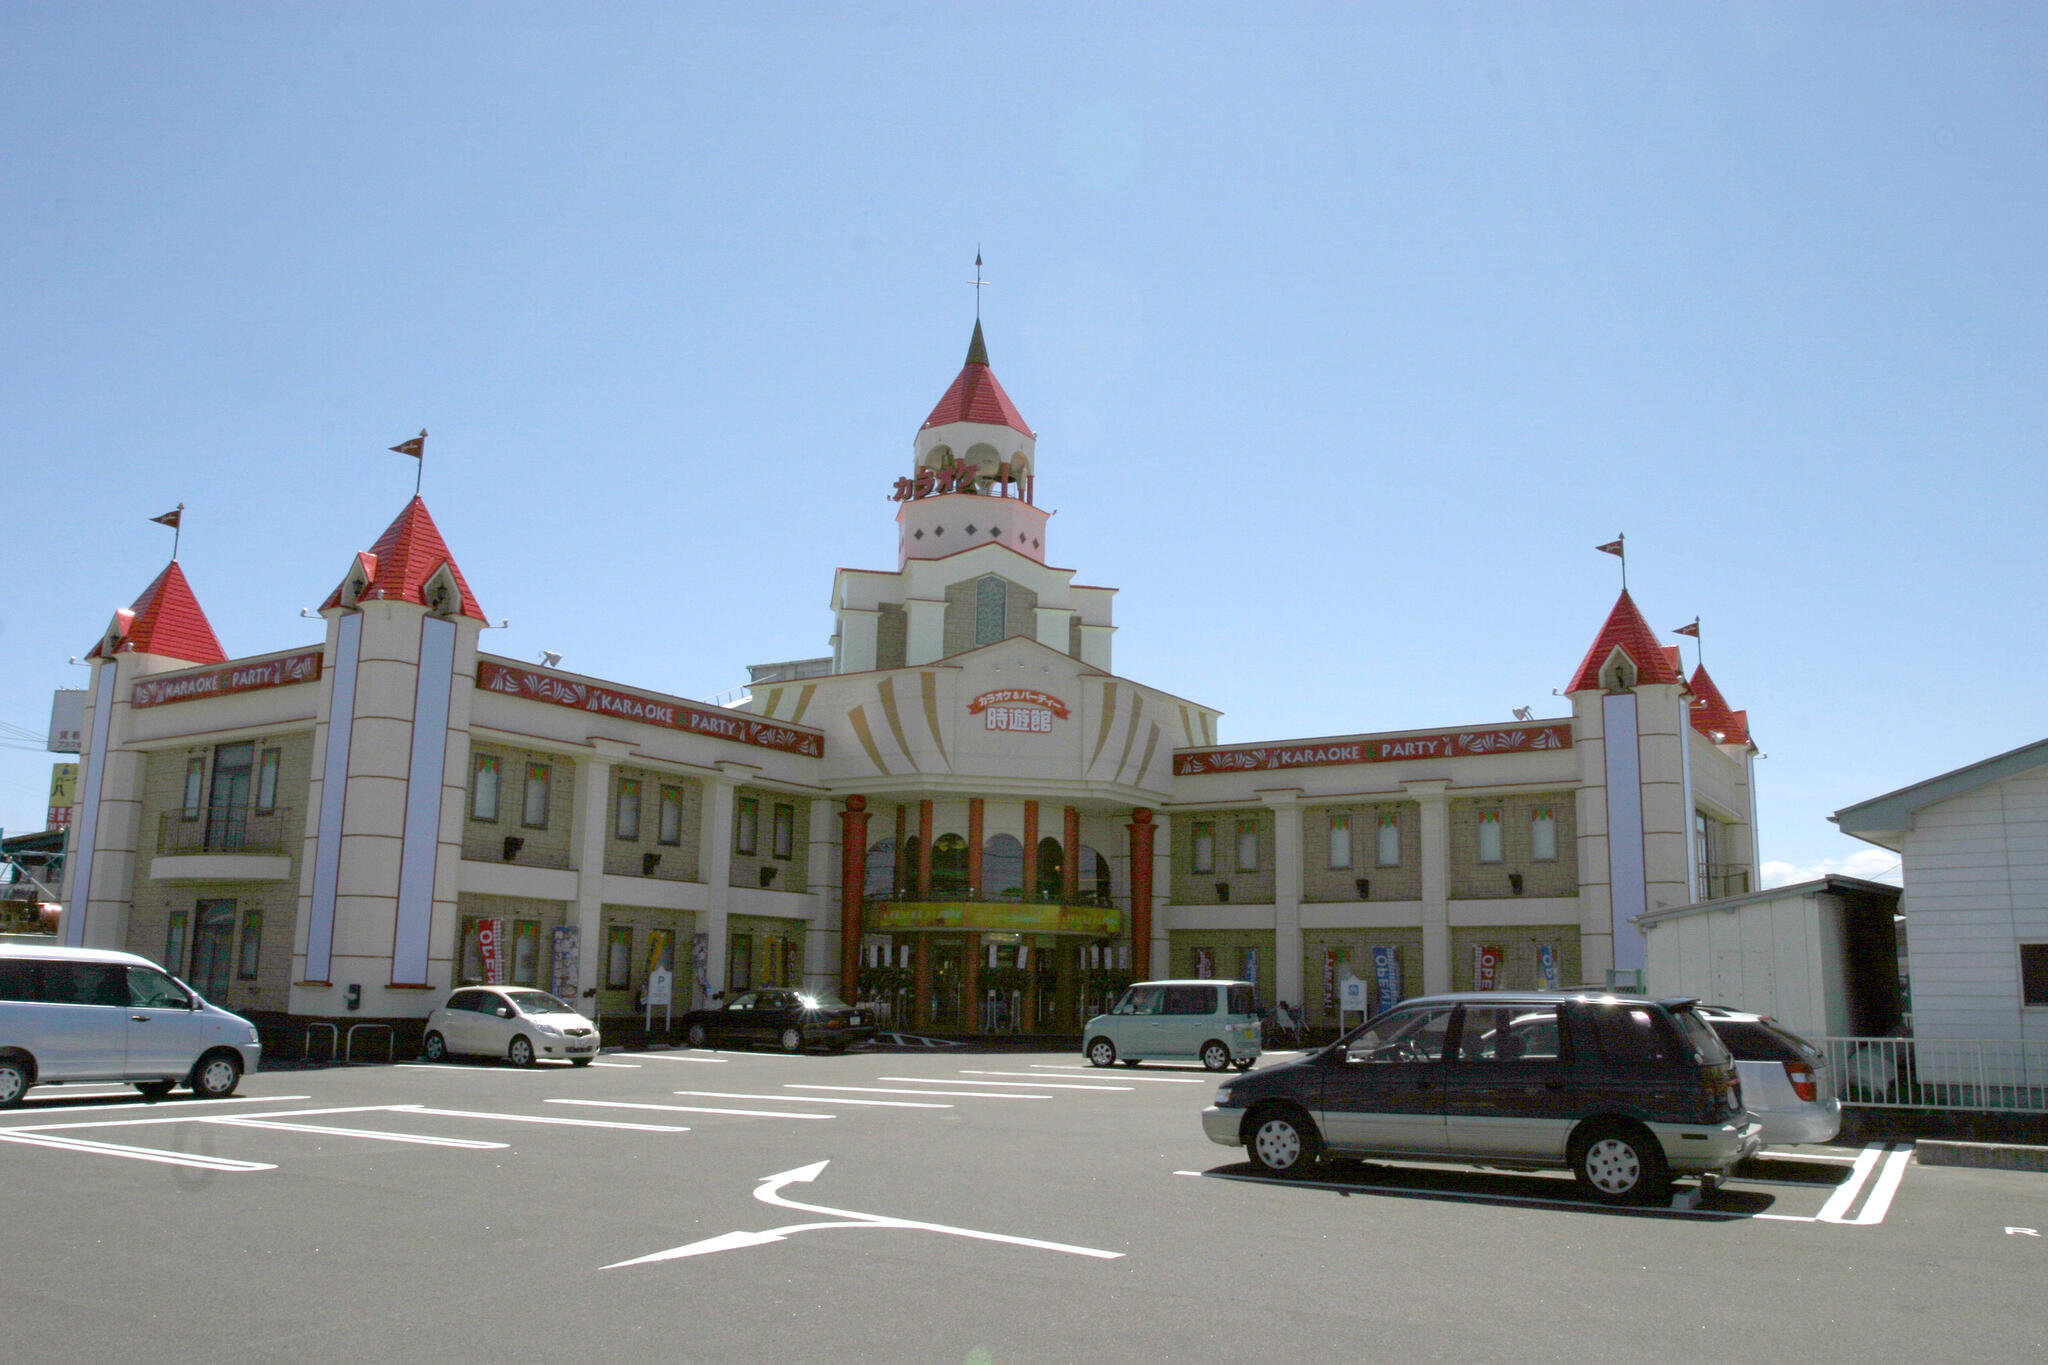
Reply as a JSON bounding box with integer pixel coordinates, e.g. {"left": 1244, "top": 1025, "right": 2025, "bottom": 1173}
{"left": 1566, "top": 589, "right": 1684, "bottom": 693}
{"left": 321, "top": 497, "right": 486, "bottom": 619}
{"left": 921, "top": 321, "right": 1033, "bottom": 437}
{"left": 86, "top": 561, "right": 227, "bottom": 664}
{"left": 1688, "top": 665, "right": 1752, "bottom": 747}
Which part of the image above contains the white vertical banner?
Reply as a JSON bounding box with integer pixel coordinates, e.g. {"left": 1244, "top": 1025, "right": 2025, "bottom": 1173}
{"left": 306, "top": 613, "right": 362, "bottom": 982}
{"left": 392, "top": 616, "right": 456, "bottom": 985}
{"left": 60, "top": 662, "right": 119, "bottom": 947}
{"left": 1602, "top": 691, "right": 1647, "bottom": 973}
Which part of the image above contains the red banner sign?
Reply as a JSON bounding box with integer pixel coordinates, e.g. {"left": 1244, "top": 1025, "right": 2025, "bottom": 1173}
{"left": 131, "top": 649, "right": 323, "bottom": 709}
{"left": 1474, "top": 944, "right": 1503, "bottom": 991}
{"left": 1173, "top": 723, "right": 1571, "bottom": 776}
{"left": 967, "top": 689, "right": 1070, "bottom": 718}
{"left": 478, "top": 919, "right": 507, "bottom": 985}
{"left": 476, "top": 661, "right": 824, "bottom": 757}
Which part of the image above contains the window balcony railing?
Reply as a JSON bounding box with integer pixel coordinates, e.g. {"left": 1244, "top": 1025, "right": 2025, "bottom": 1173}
{"left": 158, "top": 808, "right": 295, "bottom": 856}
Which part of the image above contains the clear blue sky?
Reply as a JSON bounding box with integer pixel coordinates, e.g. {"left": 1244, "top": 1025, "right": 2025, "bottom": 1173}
{"left": 4, "top": 3, "right": 2043, "bottom": 889}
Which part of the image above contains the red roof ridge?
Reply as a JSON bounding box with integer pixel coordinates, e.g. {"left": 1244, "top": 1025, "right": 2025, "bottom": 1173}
{"left": 320, "top": 497, "right": 486, "bottom": 620}
{"left": 87, "top": 561, "right": 227, "bottom": 665}
{"left": 1566, "top": 589, "right": 1684, "bottom": 693}
{"left": 921, "top": 321, "right": 1034, "bottom": 437}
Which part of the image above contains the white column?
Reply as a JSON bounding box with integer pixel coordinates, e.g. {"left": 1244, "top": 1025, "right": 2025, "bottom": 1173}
{"left": 804, "top": 798, "right": 836, "bottom": 994}
{"left": 905, "top": 598, "right": 946, "bottom": 665}
{"left": 697, "top": 770, "right": 740, "bottom": 1003}
{"left": 1407, "top": 779, "right": 1451, "bottom": 994}
{"left": 571, "top": 740, "right": 628, "bottom": 1007}
{"left": 1263, "top": 790, "right": 1304, "bottom": 1008}
{"left": 1034, "top": 605, "right": 1073, "bottom": 652}
{"left": 837, "top": 608, "right": 879, "bottom": 674}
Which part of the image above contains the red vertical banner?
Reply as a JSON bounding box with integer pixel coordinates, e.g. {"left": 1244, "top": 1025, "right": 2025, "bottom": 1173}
{"left": 839, "top": 797, "right": 870, "bottom": 999}
{"left": 1125, "top": 809, "right": 1155, "bottom": 979}
{"left": 478, "top": 918, "right": 508, "bottom": 985}
{"left": 1474, "top": 943, "right": 1503, "bottom": 991}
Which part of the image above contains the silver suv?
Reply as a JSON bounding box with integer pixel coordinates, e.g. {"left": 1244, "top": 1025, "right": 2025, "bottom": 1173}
{"left": 1202, "top": 991, "right": 1762, "bottom": 1203}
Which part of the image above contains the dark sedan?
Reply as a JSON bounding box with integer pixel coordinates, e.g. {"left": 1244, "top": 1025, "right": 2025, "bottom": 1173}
{"left": 680, "top": 989, "right": 876, "bottom": 1053}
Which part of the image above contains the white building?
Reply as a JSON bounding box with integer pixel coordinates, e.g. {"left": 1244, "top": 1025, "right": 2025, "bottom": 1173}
{"left": 60, "top": 321, "right": 1763, "bottom": 1042}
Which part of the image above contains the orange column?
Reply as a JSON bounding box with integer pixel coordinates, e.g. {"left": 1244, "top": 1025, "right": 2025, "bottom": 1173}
{"left": 894, "top": 804, "right": 908, "bottom": 896}
{"left": 1062, "top": 805, "right": 1080, "bottom": 904}
{"left": 967, "top": 798, "right": 985, "bottom": 900}
{"left": 839, "top": 797, "right": 870, "bottom": 1000}
{"left": 913, "top": 934, "right": 931, "bottom": 1028}
{"left": 1127, "top": 808, "right": 1156, "bottom": 979}
{"left": 917, "top": 800, "right": 934, "bottom": 900}
{"left": 1022, "top": 801, "right": 1039, "bottom": 900}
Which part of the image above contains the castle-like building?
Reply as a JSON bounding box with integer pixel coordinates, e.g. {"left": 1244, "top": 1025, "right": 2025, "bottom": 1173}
{"left": 61, "top": 322, "right": 1760, "bottom": 1040}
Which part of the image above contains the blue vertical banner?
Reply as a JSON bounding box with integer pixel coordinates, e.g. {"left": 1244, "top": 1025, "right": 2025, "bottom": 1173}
{"left": 550, "top": 926, "right": 579, "bottom": 1001}
{"left": 1537, "top": 942, "right": 1560, "bottom": 991}
{"left": 1370, "top": 945, "right": 1401, "bottom": 1013}
{"left": 1241, "top": 946, "right": 1259, "bottom": 984}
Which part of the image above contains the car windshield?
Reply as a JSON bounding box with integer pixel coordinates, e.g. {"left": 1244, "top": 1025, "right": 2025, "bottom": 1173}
{"left": 796, "top": 992, "right": 849, "bottom": 1010}
{"left": 1669, "top": 1005, "right": 1732, "bottom": 1064}
{"left": 503, "top": 989, "right": 577, "bottom": 1015}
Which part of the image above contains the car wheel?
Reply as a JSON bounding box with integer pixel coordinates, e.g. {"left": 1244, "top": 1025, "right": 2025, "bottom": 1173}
{"left": 190, "top": 1050, "right": 243, "bottom": 1100}
{"left": 0, "top": 1059, "right": 27, "bottom": 1108}
{"left": 1246, "top": 1105, "right": 1320, "bottom": 1177}
{"left": 1086, "top": 1037, "right": 1117, "bottom": 1068}
{"left": 1200, "top": 1040, "right": 1232, "bottom": 1071}
{"left": 1572, "top": 1122, "right": 1669, "bottom": 1204}
{"left": 686, "top": 1023, "right": 709, "bottom": 1049}
{"left": 423, "top": 1031, "right": 448, "bottom": 1062}
{"left": 570, "top": 1057, "right": 593, "bottom": 1067}
{"left": 779, "top": 1027, "right": 804, "bottom": 1054}
{"left": 507, "top": 1035, "right": 535, "bottom": 1067}
{"left": 134, "top": 1080, "right": 176, "bottom": 1100}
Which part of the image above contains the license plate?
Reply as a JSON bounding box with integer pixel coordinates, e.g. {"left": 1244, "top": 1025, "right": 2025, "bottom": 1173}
{"left": 847, "top": 1014, "right": 863, "bottom": 1026}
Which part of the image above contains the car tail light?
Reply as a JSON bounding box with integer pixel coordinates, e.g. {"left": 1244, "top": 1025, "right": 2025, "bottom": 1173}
{"left": 1784, "top": 1061, "right": 1817, "bottom": 1103}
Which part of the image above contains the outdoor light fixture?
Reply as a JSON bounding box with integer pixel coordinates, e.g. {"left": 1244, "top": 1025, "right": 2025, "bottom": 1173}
{"left": 760, "top": 866, "right": 778, "bottom": 887}
{"left": 1509, "top": 872, "right": 1525, "bottom": 895}
{"left": 1355, "top": 877, "right": 1371, "bottom": 899}
{"left": 502, "top": 836, "right": 524, "bottom": 861}
{"left": 1214, "top": 882, "right": 1230, "bottom": 903}
{"left": 540, "top": 650, "right": 562, "bottom": 668}
{"left": 642, "top": 852, "right": 662, "bottom": 875}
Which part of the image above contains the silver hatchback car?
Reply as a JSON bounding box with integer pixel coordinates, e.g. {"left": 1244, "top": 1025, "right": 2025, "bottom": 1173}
{"left": 1697, "top": 1007, "right": 1840, "bottom": 1146}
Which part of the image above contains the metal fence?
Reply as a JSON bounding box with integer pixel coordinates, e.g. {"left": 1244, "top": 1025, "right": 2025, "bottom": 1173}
{"left": 1816, "top": 1035, "right": 2048, "bottom": 1114}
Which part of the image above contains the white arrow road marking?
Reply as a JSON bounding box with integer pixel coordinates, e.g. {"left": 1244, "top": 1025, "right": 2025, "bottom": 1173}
{"left": 604, "top": 1159, "right": 1122, "bottom": 1268}
{"left": 2008, "top": 1227, "right": 2041, "bottom": 1237}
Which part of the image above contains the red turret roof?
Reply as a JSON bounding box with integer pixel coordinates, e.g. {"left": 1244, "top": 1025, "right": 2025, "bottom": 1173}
{"left": 321, "top": 497, "right": 486, "bottom": 620}
{"left": 1687, "top": 665, "right": 1752, "bottom": 747}
{"left": 1566, "top": 589, "right": 1685, "bottom": 693}
{"left": 86, "top": 561, "right": 227, "bottom": 664}
{"left": 921, "top": 321, "right": 1033, "bottom": 437}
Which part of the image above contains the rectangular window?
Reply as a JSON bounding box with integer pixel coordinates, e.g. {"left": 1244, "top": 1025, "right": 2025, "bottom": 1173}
{"left": 183, "top": 758, "right": 206, "bottom": 818}
{"left": 2021, "top": 944, "right": 2048, "bottom": 1007}
{"left": 615, "top": 779, "right": 642, "bottom": 841}
{"left": 459, "top": 919, "right": 486, "bottom": 984}
{"left": 237, "top": 909, "right": 263, "bottom": 978}
{"left": 772, "top": 802, "right": 795, "bottom": 860}
{"left": 1191, "top": 822, "right": 1215, "bottom": 875}
{"left": 522, "top": 762, "right": 551, "bottom": 828}
{"left": 165, "top": 910, "right": 189, "bottom": 975}
{"left": 1476, "top": 810, "right": 1503, "bottom": 863}
{"left": 1235, "top": 818, "right": 1260, "bottom": 872}
{"left": 735, "top": 797, "right": 759, "bottom": 856}
{"left": 1376, "top": 814, "right": 1401, "bottom": 867}
{"left": 471, "top": 754, "right": 500, "bottom": 822}
{"left": 730, "top": 934, "right": 753, "bottom": 991}
{"left": 1532, "top": 806, "right": 1557, "bottom": 862}
{"left": 658, "top": 786, "right": 684, "bottom": 846}
{"left": 512, "top": 921, "right": 541, "bottom": 986}
{"left": 1695, "top": 811, "right": 1713, "bottom": 898}
{"left": 1327, "top": 813, "right": 1352, "bottom": 870}
{"left": 255, "top": 748, "right": 281, "bottom": 812}
{"left": 606, "top": 925, "right": 633, "bottom": 990}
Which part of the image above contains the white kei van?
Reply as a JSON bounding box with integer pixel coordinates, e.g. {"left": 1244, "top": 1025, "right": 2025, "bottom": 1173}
{"left": 1083, "top": 979, "right": 1262, "bottom": 1072}
{"left": 0, "top": 942, "right": 263, "bottom": 1107}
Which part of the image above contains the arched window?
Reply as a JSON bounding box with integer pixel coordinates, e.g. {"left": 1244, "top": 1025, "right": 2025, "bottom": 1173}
{"left": 865, "top": 839, "right": 897, "bottom": 898}
{"left": 983, "top": 833, "right": 1024, "bottom": 899}
{"left": 975, "top": 575, "right": 1007, "bottom": 647}
{"left": 1076, "top": 845, "right": 1112, "bottom": 905}
{"left": 931, "top": 833, "right": 969, "bottom": 897}
{"left": 1036, "top": 837, "right": 1065, "bottom": 902}
{"left": 902, "top": 835, "right": 922, "bottom": 895}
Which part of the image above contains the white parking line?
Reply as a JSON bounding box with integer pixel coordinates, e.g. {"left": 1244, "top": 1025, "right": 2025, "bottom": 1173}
{"left": 0, "top": 1128, "right": 276, "bottom": 1171}
{"left": 587, "top": 1061, "right": 641, "bottom": 1068}
{"left": 618, "top": 1053, "right": 728, "bottom": 1064}
{"left": 878, "top": 1075, "right": 1132, "bottom": 1092}
{"left": 548, "top": 1099, "right": 833, "bottom": 1121}
{"left": 968, "top": 1069, "right": 1209, "bottom": 1085}
{"left": 204, "top": 1117, "right": 508, "bottom": 1149}
{"left": 786, "top": 1085, "right": 1047, "bottom": 1100}
{"left": 1818, "top": 1143, "right": 1912, "bottom": 1225}
{"left": 0, "top": 1094, "right": 313, "bottom": 1124}
{"left": 672, "top": 1090, "right": 951, "bottom": 1109}
{"left": 391, "top": 1105, "right": 689, "bottom": 1133}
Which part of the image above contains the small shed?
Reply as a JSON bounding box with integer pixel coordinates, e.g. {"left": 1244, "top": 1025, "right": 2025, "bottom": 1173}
{"left": 1639, "top": 875, "right": 1904, "bottom": 1040}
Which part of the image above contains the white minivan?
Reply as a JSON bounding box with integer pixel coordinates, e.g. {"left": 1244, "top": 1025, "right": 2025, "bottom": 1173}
{"left": 0, "top": 942, "right": 263, "bottom": 1107}
{"left": 1083, "top": 979, "right": 1263, "bottom": 1072}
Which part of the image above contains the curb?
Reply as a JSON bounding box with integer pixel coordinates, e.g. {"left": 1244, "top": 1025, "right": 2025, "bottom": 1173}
{"left": 1914, "top": 1140, "right": 2048, "bottom": 1173}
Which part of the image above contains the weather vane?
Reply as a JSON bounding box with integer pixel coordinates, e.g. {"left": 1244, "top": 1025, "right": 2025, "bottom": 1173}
{"left": 970, "top": 248, "right": 988, "bottom": 319}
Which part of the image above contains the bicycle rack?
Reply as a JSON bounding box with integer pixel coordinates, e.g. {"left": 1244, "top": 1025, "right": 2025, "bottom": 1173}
{"left": 303, "top": 1021, "right": 339, "bottom": 1064}
{"left": 345, "top": 1022, "right": 395, "bottom": 1065}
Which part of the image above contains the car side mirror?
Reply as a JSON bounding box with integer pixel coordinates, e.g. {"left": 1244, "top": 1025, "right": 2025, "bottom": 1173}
{"left": 497, "top": 1007, "right": 513, "bottom": 1018}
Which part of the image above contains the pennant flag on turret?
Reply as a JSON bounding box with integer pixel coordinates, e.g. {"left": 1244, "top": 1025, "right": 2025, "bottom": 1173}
{"left": 1595, "top": 537, "right": 1624, "bottom": 558}
{"left": 150, "top": 506, "right": 182, "bottom": 529}
{"left": 390, "top": 430, "right": 426, "bottom": 458}
{"left": 1674, "top": 620, "right": 1700, "bottom": 638}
